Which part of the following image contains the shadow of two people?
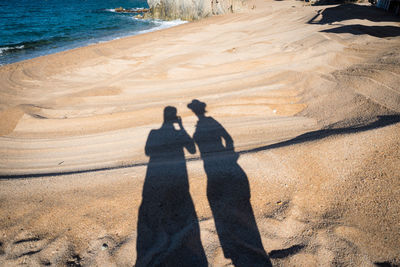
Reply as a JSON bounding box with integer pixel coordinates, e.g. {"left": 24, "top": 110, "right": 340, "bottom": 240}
{"left": 135, "top": 100, "right": 272, "bottom": 267}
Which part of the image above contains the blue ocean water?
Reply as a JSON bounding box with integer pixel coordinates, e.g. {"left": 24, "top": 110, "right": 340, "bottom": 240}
{"left": 0, "top": 0, "right": 185, "bottom": 65}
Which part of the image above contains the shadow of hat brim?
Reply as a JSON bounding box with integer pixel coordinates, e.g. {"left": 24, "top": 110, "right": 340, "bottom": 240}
{"left": 187, "top": 100, "right": 206, "bottom": 111}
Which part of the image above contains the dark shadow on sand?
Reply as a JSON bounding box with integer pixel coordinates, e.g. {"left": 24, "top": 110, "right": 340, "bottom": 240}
{"left": 308, "top": 4, "right": 400, "bottom": 25}
{"left": 308, "top": 4, "right": 400, "bottom": 37}
{"left": 321, "top": 24, "right": 400, "bottom": 38}
{"left": 188, "top": 99, "right": 272, "bottom": 267}
{"left": 1, "top": 115, "right": 400, "bottom": 179}
{"left": 135, "top": 106, "right": 207, "bottom": 267}
{"left": 241, "top": 115, "right": 400, "bottom": 154}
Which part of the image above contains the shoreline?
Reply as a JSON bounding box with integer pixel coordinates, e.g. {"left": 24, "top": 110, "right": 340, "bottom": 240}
{"left": 0, "top": 17, "right": 192, "bottom": 73}
{"left": 0, "top": 18, "right": 188, "bottom": 67}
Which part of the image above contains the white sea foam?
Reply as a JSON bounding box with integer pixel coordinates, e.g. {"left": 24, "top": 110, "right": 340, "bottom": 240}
{"left": 131, "top": 7, "right": 148, "bottom": 11}
{"left": 135, "top": 19, "right": 188, "bottom": 34}
{"left": 93, "top": 19, "right": 186, "bottom": 45}
{"left": 0, "top": 48, "right": 9, "bottom": 54}
{"left": 0, "top": 45, "right": 24, "bottom": 54}
{"left": 106, "top": 7, "right": 147, "bottom": 13}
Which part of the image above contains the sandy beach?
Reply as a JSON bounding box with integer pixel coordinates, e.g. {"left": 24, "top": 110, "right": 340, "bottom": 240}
{"left": 1, "top": 0, "right": 400, "bottom": 266}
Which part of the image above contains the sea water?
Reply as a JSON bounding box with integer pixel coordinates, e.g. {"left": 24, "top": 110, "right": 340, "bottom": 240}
{"left": 0, "top": 0, "right": 185, "bottom": 65}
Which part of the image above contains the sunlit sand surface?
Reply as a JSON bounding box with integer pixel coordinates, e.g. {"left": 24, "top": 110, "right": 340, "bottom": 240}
{"left": 0, "top": 0, "right": 399, "bottom": 266}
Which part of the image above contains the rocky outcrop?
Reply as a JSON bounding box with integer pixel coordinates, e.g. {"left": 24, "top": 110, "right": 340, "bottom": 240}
{"left": 146, "top": 0, "right": 249, "bottom": 20}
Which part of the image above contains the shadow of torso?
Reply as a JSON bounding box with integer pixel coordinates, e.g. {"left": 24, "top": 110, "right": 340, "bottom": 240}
{"left": 194, "top": 116, "right": 272, "bottom": 267}
{"left": 194, "top": 117, "right": 249, "bottom": 201}
{"left": 136, "top": 124, "right": 207, "bottom": 267}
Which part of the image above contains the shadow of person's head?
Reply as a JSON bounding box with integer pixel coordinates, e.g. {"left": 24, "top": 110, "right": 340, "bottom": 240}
{"left": 187, "top": 99, "right": 206, "bottom": 117}
{"left": 164, "top": 106, "right": 178, "bottom": 123}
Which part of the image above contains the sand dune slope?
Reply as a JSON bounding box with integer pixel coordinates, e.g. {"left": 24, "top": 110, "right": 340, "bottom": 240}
{"left": 0, "top": 0, "right": 399, "bottom": 266}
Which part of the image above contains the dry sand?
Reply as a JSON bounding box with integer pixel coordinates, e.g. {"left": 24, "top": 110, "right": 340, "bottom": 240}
{"left": 0, "top": 0, "right": 399, "bottom": 266}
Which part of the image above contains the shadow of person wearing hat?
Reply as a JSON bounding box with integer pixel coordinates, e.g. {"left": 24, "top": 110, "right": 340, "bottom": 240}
{"left": 135, "top": 106, "right": 207, "bottom": 267}
{"left": 188, "top": 100, "right": 272, "bottom": 267}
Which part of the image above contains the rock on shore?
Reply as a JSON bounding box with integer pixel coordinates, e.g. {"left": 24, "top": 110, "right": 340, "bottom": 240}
{"left": 147, "top": 0, "right": 250, "bottom": 20}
